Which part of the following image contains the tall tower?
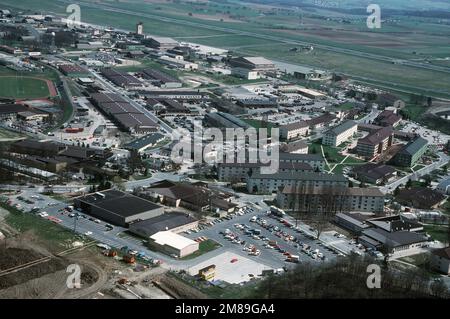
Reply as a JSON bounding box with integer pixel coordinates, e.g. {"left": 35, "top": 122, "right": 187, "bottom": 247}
{"left": 136, "top": 22, "right": 144, "bottom": 35}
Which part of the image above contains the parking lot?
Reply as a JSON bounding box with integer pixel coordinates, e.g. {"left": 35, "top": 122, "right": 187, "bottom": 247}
{"left": 188, "top": 250, "right": 273, "bottom": 284}
{"left": 3, "top": 188, "right": 367, "bottom": 279}
{"left": 184, "top": 206, "right": 365, "bottom": 269}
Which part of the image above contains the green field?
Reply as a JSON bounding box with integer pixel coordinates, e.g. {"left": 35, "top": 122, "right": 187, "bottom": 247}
{"left": 0, "top": 202, "right": 80, "bottom": 251}
{"left": 0, "top": 128, "right": 24, "bottom": 141}
{"left": 0, "top": 76, "right": 50, "bottom": 99}
{"left": 2, "top": 0, "right": 450, "bottom": 98}
{"left": 424, "top": 224, "right": 449, "bottom": 244}
{"left": 180, "top": 239, "right": 221, "bottom": 260}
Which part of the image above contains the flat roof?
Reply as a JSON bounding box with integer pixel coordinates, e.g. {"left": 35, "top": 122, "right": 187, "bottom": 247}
{"left": 130, "top": 212, "right": 197, "bottom": 237}
{"left": 125, "top": 133, "right": 165, "bottom": 150}
{"left": 361, "top": 228, "right": 428, "bottom": 247}
{"left": 150, "top": 231, "right": 197, "bottom": 250}
{"left": 76, "top": 189, "right": 162, "bottom": 218}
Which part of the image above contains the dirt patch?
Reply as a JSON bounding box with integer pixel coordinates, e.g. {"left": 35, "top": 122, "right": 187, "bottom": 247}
{"left": 0, "top": 247, "right": 67, "bottom": 290}
{"left": 153, "top": 273, "right": 208, "bottom": 299}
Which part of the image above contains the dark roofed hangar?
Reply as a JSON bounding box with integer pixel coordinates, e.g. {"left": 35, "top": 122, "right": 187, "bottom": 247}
{"left": 74, "top": 190, "right": 164, "bottom": 226}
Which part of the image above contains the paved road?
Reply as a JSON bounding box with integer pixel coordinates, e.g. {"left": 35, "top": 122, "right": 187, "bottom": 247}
{"left": 380, "top": 151, "right": 450, "bottom": 194}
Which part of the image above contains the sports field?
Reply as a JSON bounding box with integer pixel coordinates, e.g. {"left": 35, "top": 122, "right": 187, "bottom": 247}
{"left": 0, "top": 76, "right": 53, "bottom": 99}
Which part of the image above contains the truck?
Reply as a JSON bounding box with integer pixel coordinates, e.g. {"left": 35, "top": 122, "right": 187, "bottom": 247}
{"left": 123, "top": 255, "right": 136, "bottom": 264}
{"left": 270, "top": 205, "right": 286, "bottom": 217}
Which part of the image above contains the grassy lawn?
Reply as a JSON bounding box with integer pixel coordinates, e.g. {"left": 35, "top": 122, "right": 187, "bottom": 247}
{"left": 0, "top": 128, "right": 24, "bottom": 141}
{"left": 424, "top": 224, "right": 449, "bottom": 243}
{"left": 205, "top": 73, "right": 267, "bottom": 86}
{"left": 180, "top": 239, "right": 221, "bottom": 260}
{"left": 412, "top": 164, "right": 425, "bottom": 172}
{"left": 114, "top": 58, "right": 182, "bottom": 78}
{"left": 398, "top": 253, "right": 430, "bottom": 267}
{"left": 0, "top": 202, "right": 80, "bottom": 251}
{"left": 309, "top": 142, "right": 345, "bottom": 164}
{"left": 400, "top": 103, "right": 427, "bottom": 121}
{"left": 0, "top": 76, "right": 50, "bottom": 99}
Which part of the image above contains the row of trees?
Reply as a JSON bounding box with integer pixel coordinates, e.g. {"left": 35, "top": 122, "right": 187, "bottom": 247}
{"left": 250, "top": 255, "right": 449, "bottom": 299}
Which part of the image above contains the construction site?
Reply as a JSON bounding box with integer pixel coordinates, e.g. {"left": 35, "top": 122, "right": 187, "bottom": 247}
{"left": 0, "top": 206, "right": 207, "bottom": 299}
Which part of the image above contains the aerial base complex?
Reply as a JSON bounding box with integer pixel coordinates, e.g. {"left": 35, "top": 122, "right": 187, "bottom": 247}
{"left": 0, "top": 0, "right": 449, "bottom": 302}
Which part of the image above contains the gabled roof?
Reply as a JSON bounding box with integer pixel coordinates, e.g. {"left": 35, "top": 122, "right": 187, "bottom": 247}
{"left": 325, "top": 120, "right": 357, "bottom": 136}
{"left": 397, "top": 136, "right": 428, "bottom": 156}
{"left": 358, "top": 126, "right": 393, "bottom": 145}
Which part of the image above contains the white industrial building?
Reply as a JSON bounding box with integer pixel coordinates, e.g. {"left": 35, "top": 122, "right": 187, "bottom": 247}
{"left": 149, "top": 231, "right": 199, "bottom": 258}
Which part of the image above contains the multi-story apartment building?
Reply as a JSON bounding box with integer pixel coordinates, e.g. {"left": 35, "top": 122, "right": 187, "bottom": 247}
{"left": 356, "top": 126, "right": 394, "bottom": 159}
{"left": 276, "top": 185, "right": 385, "bottom": 213}
{"left": 217, "top": 161, "right": 314, "bottom": 182}
{"left": 278, "top": 153, "right": 325, "bottom": 171}
{"left": 279, "top": 121, "right": 309, "bottom": 141}
{"left": 246, "top": 171, "right": 348, "bottom": 194}
{"left": 322, "top": 120, "right": 357, "bottom": 147}
{"left": 393, "top": 136, "right": 428, "bottom": 167}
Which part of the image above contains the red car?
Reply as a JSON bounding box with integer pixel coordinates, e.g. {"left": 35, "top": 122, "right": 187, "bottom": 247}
{"left": 230, "top": 258, "right": 238, "bottom": 263}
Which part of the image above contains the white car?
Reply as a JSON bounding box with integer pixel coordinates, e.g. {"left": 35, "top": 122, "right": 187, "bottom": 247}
{"left": 84, "top": 231, "right": 93, "bottom": 236}
{"left": 38, "top": 212, "right": 49, "bottom": 218}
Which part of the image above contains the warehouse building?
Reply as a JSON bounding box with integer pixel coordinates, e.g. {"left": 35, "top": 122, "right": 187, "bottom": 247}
{"left": 90, "top": 93, "right": 158, "bottom": 134}
{"left": 149, "top": 231, "right": 199, "bottom": 258}
{"left": 124, "top": 133, "right": 165, "bottom": 153}
{"left": 100, "top": 68, "right": 142, "bottom": 88}
{"left": 229, "top": 56, "right": 277, "bottom": 74}
{"left": 204, "top": 112, "right": 250, "bottom": 130}
{"left": 359, "top": 228, "right": 428, "bottom": 256}
{"left": 58, "top": 64, "right": 89, "bottom": 77}
{"left": 74, "top": 190, "right": 164, "bottom": 227}
{"left": 0, "top": 103, "right": 30, "bottom": 119}
{"left": 140, "top": 68, "right": 182, "bottom": 88}
{"left": 129, "top": 212, "right": 198, "bottom": 238}
{"left": 145, "top": 36, "right": 179, "bottom": 50}
{"left": 322, "top": 120, "right": 357, "bottom": 147}
{"left": 393, "top": 136, "right": 428, "bottom": 167}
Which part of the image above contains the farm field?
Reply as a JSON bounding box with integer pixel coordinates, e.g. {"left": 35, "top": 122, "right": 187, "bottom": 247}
{"left": 1, "top": 0, "right": 450, "bottom": 97}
